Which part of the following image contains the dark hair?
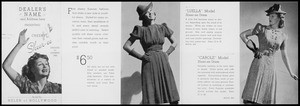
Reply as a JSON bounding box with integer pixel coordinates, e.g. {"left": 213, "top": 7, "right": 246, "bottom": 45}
{"left": 22, "top": 52, "right": 49, "bottom": 82}
{"left": 277, "top": 13, "right": 285, "bottom": 28}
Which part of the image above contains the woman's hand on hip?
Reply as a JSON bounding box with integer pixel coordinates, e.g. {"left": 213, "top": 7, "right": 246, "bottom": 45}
{"left": 141, "top": 54, "right": 150, "bottom": 62}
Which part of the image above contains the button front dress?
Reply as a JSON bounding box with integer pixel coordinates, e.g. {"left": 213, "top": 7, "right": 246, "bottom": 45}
{"left": 130, "top": 23, "right": 179, "bottom": 104}
{"left": 242, "top": 23, "right": 286, "bottom": 104}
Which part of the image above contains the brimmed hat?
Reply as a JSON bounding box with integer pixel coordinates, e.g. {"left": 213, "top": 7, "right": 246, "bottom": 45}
{"left": 136, "top": 2, "right": 153, "bottom": 20}
{"left": 265, "top": 4, "right": 286, "bottom": 16}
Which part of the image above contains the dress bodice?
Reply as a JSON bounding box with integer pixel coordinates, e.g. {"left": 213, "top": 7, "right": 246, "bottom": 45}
{"left": 130, "top": 23, "right": 173, "bottom": 52}
{"left": 252, "top": 23, "right": 286, "bottom": 56}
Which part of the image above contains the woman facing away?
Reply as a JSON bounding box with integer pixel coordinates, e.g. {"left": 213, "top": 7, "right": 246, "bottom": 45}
{"left": 240, "top": 4, "right": 298, "bottom": 104}
{"left": 2, "top": 29, "right": 61, "bottom": 94}
{"left": 123, "top": 2, "right": 179, "bottom": 104}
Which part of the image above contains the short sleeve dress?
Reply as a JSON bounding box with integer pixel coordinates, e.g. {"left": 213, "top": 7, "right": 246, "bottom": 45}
{"left": 130, "top": 23, "right": 180, "bottom": 104}
{"left": 13, "top": 73, "right": 62, "bottom": 94}
{"left": 242, "top": 23, "right": 287, "bottom": 104}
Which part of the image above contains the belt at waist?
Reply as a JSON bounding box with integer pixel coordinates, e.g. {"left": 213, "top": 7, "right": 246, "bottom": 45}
{"left": 146, "top": 45, "right": 162, "bottom": 52}
{"left": 260, "top": 49, "right": 275, "bottom": 56}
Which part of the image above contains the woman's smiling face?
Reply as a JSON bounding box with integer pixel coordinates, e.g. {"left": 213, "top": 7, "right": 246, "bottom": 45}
{"left": 32, "top": 58, "right": 50, "bottom": 77}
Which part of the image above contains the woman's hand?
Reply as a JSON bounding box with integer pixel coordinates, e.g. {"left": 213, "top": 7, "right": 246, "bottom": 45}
{"left": 254, "top": 51, "right": 262, "bottom": 59}
{"left": 290, "top": 73, "right": 298, "bottom": 80}
{"left": 18, "top": 29, "right": 29, "bottom": 46}
{"left": 164, "top": 52, "right": 169, "bottom": 60}
{"left": 141, "top": 54, "right": 150, "bottom": 62}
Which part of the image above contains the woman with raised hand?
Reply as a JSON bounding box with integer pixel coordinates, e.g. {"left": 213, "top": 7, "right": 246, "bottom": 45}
{"left": 2, "top": 29, "right": 61, "bottom": 94}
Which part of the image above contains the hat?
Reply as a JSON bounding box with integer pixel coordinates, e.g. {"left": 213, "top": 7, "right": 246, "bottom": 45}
{"left": 136, "top": 2, "right": 153, "bottom": 20}
{"left": 265, "top": 4, "right": 286, "bottom": 16}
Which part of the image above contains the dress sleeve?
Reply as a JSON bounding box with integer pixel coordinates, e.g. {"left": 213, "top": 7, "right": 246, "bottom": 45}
{"left": 162, "top": 23, "right": 174, "bottom": 37}
{"left": 13, "top": 73, "right": 29, "bottom": 91}
{"left": 130, "top": 25, "right": 142, "bottom": 39}
{"left": 252, "top": 23, "right": 263, "bottom": 35}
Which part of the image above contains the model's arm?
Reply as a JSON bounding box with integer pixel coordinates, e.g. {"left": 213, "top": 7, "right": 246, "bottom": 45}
{"left": 240, "top": 29, "right": 261, "bottom": 58}
{"left": 123, "top": 36, "right": 144, "bottom": 60}
{"left": 165, "top": 35, "right": 177, "bottom": 55}
{"left": 280, "top": 39, "right": 298, "bottom": 80}
{"left": 2, "top": 29, "right": 29, "bottom": 81}
{"left": 123, "top": 36, "right": 135, "bottom": 53}
{"left": 240, "top": 29, "right": 252, "bottom": 44}
{"left": 240, "top": 29, "right": 257, "bottom": 51}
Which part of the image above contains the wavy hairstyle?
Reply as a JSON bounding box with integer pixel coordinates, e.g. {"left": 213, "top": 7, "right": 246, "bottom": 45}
{"left": 22, "top": 53, "right": 50, "bottom": 82}
{"left": 277, "top": 13, "right": 285, "bottom": 29}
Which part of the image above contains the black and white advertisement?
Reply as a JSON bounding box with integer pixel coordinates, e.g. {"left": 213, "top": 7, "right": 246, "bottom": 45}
{"left": 1, "top": 1, "right": 298, "bottom": 105}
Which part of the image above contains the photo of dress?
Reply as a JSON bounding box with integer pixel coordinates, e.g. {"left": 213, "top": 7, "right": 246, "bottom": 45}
{"left": 130, "top": 23, "right": 179, "bottom": 103}
{"left": 240, "top": 2, "right": 298, "bottom": 104}
{"left": 121, "top": 2, "right": 180, "bottom": 104}
{"left": 242, "top": 23, "right": 284, "bottom": 103}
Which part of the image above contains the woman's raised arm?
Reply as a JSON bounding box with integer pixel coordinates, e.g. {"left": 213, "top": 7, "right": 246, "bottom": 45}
{"left": 2, "top": 29, "right": 29, "bottom": 81}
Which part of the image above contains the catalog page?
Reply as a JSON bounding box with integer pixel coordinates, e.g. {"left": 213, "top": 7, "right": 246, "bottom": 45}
{"left": 2, "top": 2, "right": 121, "bottom": 104}
{"left": 180, "top": 2, "right": 240, "bottom": 104}
{"left": 60, "top": 2, "right": 121, "bottom": 104}
{"left": 1, "top": 1, "right": 298, "bottom": 105}
{"left": 2, "top": 2, "right": 62, "bottom": 104}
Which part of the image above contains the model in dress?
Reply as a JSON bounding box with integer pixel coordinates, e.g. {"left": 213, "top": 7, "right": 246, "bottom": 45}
{"left": 123, "top": 2, "right": 179, "bottom": 104}
{"left": 240, "top": 4, "right": 298, "bottom": 104}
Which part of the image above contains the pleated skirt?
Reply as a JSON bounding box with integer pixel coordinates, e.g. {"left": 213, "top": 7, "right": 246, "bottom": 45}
{"left": 141, "top": 51, "right": 179, "bottom": 104}
{"left": 242, "top": 56, "right": 276, "bottom": 104}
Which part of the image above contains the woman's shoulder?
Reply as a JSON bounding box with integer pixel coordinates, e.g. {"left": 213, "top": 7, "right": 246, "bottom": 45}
{"left": 255, "top": 23, "right": 268, "bottom": 29}
{"left": 158, "top": 23, "right": 168, "bottom": 27}
{"left": 47, "top": 81, "right": 62, "bottom": 87}
{"left": 252, "top": 23, "right": 268, "bottom": 34}
{"left": 46, "top": 81, "right": 61, "bottom": 93}
{"left": 133, "top": 25, "right": 142, "bottom": 29}
{"left": 134, "top": 25, "right": 142, "bottom": 27}
{"left": 14, "top": 73, "right": 31, "bottom": 83}
{"left": 161, "top": 23, "right": 167, "bottom": 26}
{"left": 132, "top": 25, "right": 144, "bottom": 31}
{"left": 154, "top": 23, "right": 170, "bottom": 29}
